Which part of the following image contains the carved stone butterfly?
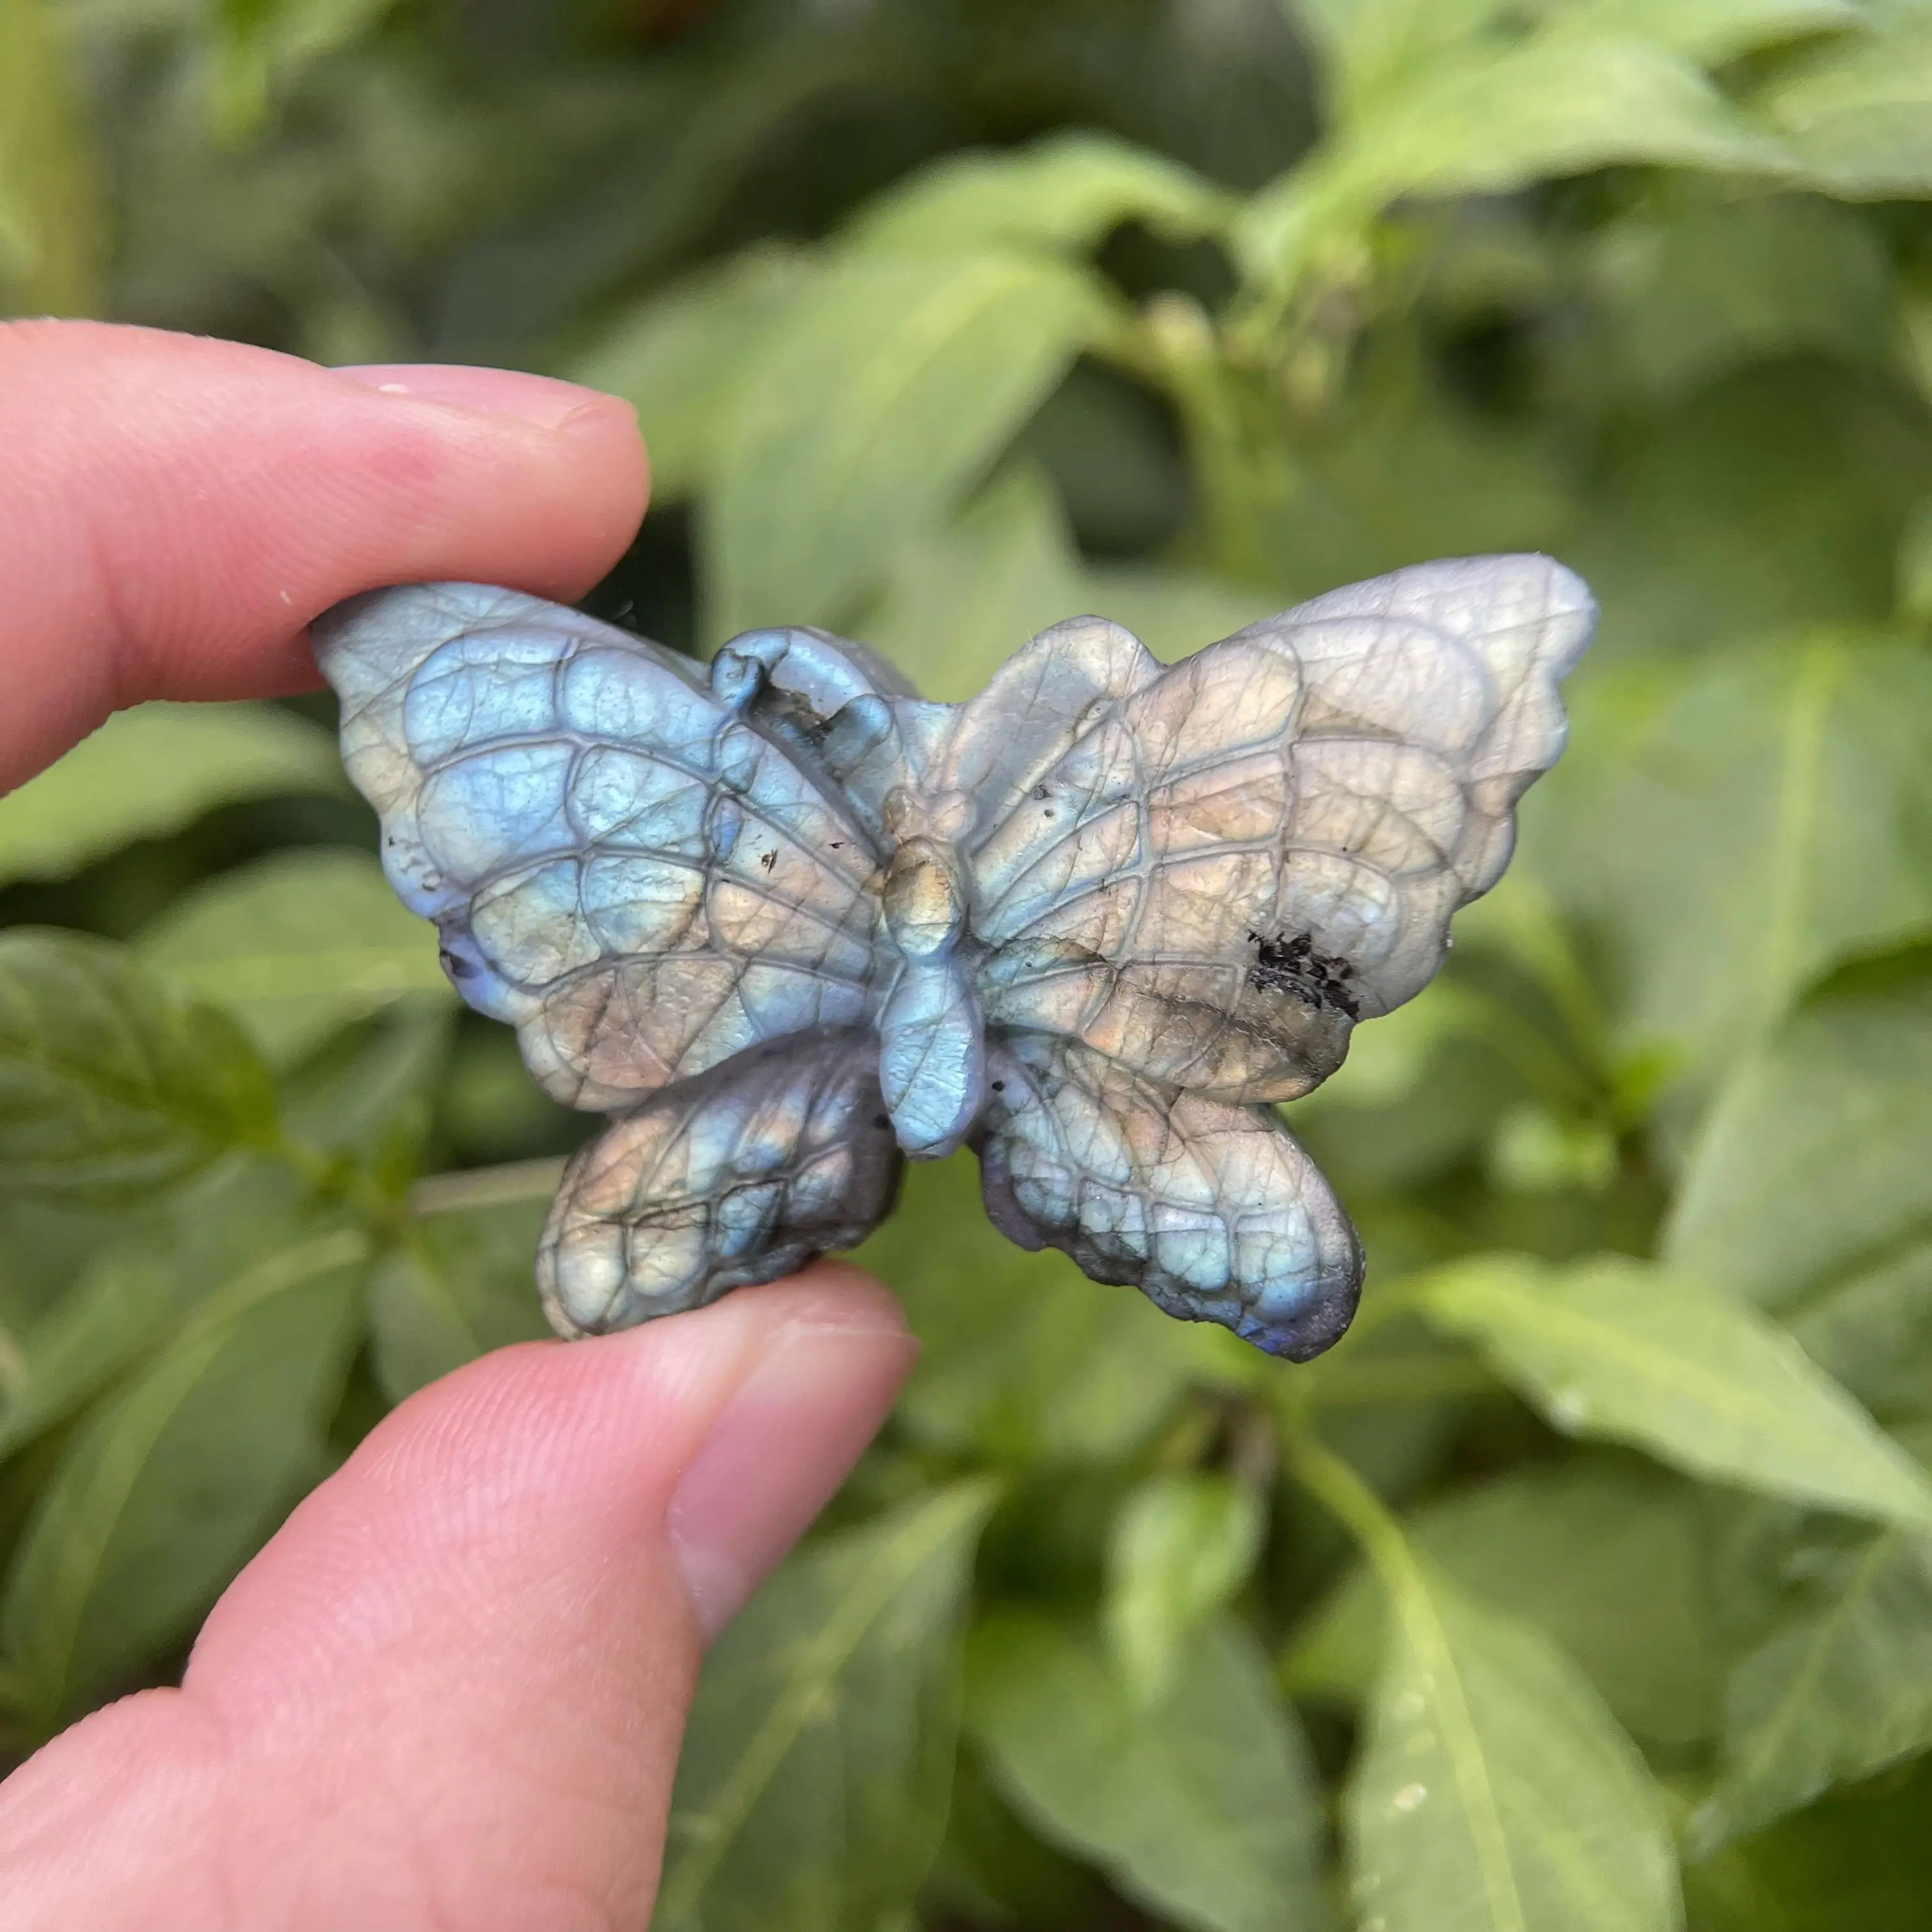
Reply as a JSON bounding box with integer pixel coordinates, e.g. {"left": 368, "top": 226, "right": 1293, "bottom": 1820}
{"left": 314, "top": 555, "right": 1594, "bottom": 1361}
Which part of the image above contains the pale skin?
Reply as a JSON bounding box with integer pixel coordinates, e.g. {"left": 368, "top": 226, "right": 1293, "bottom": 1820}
{"left": 0, "top": 321, "right": 918, "bottom": 1931}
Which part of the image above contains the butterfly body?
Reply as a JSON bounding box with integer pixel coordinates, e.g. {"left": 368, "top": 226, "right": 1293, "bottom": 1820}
{"left": 314, "top": 556, "right": 1595, "bottom": 1362}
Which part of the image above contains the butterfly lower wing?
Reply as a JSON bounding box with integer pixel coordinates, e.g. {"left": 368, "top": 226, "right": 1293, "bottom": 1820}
{"left": 977, "top": 1034, "right": 1362, "bottom": 1360}
{"left": 969, "top": 555, "right": 1595, "bottom": 1102}
{"left": 314, "top": 585, "right": 889, "bottom": 1110}
{"left": 537, "top": 1027, "right": 902, "bottom": 1335}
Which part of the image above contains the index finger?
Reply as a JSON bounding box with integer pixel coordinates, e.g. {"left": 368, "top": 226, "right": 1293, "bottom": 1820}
{"left": 0, "top": 321, "right": 648, "bottom": 790}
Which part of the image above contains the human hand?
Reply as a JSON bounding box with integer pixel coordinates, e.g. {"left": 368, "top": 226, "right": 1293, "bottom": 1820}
{"left": 0, "top": 321, "right": 918, "bottom": 1931}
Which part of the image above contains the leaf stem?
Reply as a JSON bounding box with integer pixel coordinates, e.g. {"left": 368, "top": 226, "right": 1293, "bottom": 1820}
{"left": 1452, "top": 981, "right": 1600, "bottom": 1111}
{"left": 1127, "top": 294, "right": 1300, "bottom": 585}
{"left": 0, "top": 1317, "right": 25, "bottom": 1406}
{"left": 1281, "top": 1417, "right": 1415, "bottom": 1593}
{"left": 1306, "top": 1357, "right": 1494, "bottom": 1408}
{"left": 409, "top": 1156, "right": 569, "bottom": 1218}
{"left": 270, "top": 1132, "right": 396, "bottom": 1229}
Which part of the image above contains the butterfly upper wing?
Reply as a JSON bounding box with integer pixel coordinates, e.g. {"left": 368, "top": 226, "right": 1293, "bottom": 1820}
{"left": 930, "top": 614, "right": 1161, "bottom": 820}
{"left": 313, "top": 584, "right": 891, "bottom": 1110}
{"left": 537, "top": 1027, "right": 901, "bottom": 1335}
{"left": 963, "top": 555, "right": 1596, "bottom": 1103}
{"left": 1242, "top": 553, "right": 1595, "bottom": 951}
{"left": 978, "top": 1034, "right": 1362, "bottom": 1360}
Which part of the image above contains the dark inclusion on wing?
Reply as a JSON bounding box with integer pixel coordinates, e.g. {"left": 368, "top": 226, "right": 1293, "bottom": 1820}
{"left": 1248, "top": 932, "right": 1361, "bottom": 1021}
{"left": 312, "top": 556, "right": 1595, "bottom": 1363}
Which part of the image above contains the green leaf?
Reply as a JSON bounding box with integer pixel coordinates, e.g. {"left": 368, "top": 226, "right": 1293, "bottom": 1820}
{"left": 1287, "top": 1460, "right": 1723, "bottom": 1749}
{"left": 1693, "top": 1510, "right": 1932, "bottom": 1852}
{"left": 0, "top": 1192, "right": 133, "bottom": 1339}
{"left": 0, "top": 0, "right": 106, "bottom": 316}
{"left": 1559, "top": 365, "right": 1930, "bottom": 666}
{"left": 139, "top": 849, "right": 452, "bottom": 1067}
{"left": 1288, "top": 0, "right": 1519, "bottom": 121}
{"left": 1347, "top": 1561, "right": 1680, "bottom": 1932}
{"left": 0, "top": 931, "right": 280, "bottom": 1203}
{"left": 1667, "top": 962, "right": 1932, "bottom": 1425}
{"left": 1670, "top": 952, "right": 1932, "bottom": 1432}
{"left": 655, "top": 1482, "right": 994, "bottom": 1932}
{"left": 1792, "top": 1280, "right": 1932, "bottom": 1443}
{"left": 1586, "top": 191, "right": 1890, "bottom": 405}
{"left": 0, "top": 1156, "right": 317, "bottom": 1459}
{"left": 1526, "top": 636, "right": 1932, "bottom": 1094}
{"left": 848, "top": 132, "right": 1234, "bottom": 257}
{"left": 0, "top": 702, "right": 341, "bottom": 887}
{"left": 0, "top": 1223, "right": 366, "bottom": 1726}
{"left": 857, "top": 1156, "right": 1212, "bottom": 1468}
{"left": 211, "top": 0, "right": 400, "bottom": 138}
{"left": 703, "top": 250, "right": 1109, "bottom": 638}
{"left": 1289, "top": 975, "right": 1516, "bottom": 1145}
{"left": 968, "top": 1610, "right": 1328, "bottom": 1932}
{"left": 1241, "top": 34, "right": 1791, "bottom": 292}
{"left": 1080, "top": 565, "right": 1279, "bottom": 664}
{"left": 1683, "top": 1751, "right": 1932, "bottom": 1932}
{"left": 1290, "top": 0, "right": 1845, "bottom": 124}
{"left": 1254, "top": 351, "right": 1576, "bottom": 602}
{"left": 1418, "top": 1255, "right": 1932, "bottom": 1529}
{"left": 280, "top": 997, "right": 454, "bottom": 1162}
{"left": 1752, "top": 10, "right": 1932, "bottom": 197}
{"left": 432, "top": 1023, "right": 575, "bottom": 1165}
{"left": 0, "top": 1243, "right": 201, "bottom": 1462}
{"left": 567, "top": 244, "right": 813, "bottom": 502}
{"left": 921, "top": 1746, "right": 1114, "bottom": 1930}
{"left": 369, "top": 1196, "right": 550, "bottom": 1403}
{"left": 1103, "top": 1472, "right": 1266, "bottom": 1707}
{"left": 1897, "top": 494, "right": 1932, "bottom": 622}
{"left": 861, "top": 464, "right": 1086, "bottom": 701}
{"left": 1551, "top": 1, "right": 1860, "bottom": 66}
{"left": 1340, "top": 36, "right": 1791, "bottom": 198}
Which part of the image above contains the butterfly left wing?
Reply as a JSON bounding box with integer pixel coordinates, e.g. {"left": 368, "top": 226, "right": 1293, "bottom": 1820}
{"left": 977, "top": 1034, "right": 1362, "bottom": 1360}
{"left": 538, "top": 1027, "right": 901, "bottom": 1335}
{"left": 313, "top": 585, "right": 891, "bottom": 1111}
{"left": 963, "top": 555, "right": 1596, "bottom": 1103}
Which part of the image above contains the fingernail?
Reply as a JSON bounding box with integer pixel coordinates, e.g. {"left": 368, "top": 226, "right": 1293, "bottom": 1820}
{"left": 334, "top": 362, "right": 631, "bottom": 433}
{"left": 666, "top": 1300, "right": 916, "bottom": 1640}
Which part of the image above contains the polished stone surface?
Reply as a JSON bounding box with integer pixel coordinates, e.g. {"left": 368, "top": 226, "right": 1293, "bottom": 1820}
{"left": 314, "top": 555, "right": 1594, "bottom": 1358}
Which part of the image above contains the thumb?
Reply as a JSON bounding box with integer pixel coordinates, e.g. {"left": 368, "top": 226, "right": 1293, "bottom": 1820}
{"left": 0, "top": 1268, "right": 914, "bottom": 1932}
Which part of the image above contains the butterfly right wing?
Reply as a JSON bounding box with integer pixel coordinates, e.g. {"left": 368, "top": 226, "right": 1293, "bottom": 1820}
{"left": 314, "top": 585, "right": 890, "bottom": 1111}
{"left": 977, "top": 1032, "right": 1362, "bottom": 1360}
{"left": 962, "top": 556, "right": 1595, "bottom": 1103}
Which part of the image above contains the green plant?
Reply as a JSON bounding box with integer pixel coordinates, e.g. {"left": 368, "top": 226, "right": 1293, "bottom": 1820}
{"left": 6, "top": 1, "right": 1932, "bottom": 1926}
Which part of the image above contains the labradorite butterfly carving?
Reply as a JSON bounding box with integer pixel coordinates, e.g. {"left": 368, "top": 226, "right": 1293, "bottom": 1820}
{"left": 314, "top": 556, "right": 1594, "bottom": 1361}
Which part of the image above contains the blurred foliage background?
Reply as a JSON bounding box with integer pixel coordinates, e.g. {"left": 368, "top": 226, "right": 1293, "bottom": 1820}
{"left": 5, "top": 1, "right": 1932, "bottom": 1926}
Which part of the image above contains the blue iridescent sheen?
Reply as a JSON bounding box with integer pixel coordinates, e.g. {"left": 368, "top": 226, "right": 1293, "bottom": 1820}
{"left": 313, "top": 556, "right": 1595, "bottom": 1359}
